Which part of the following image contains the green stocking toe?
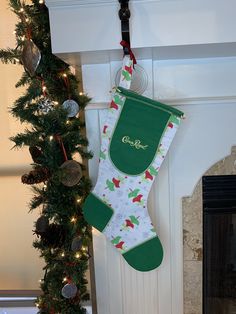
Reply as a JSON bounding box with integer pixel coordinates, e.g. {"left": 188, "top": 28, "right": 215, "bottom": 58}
{"left": 123, "top": 236, "right": 164, "bottom": 272}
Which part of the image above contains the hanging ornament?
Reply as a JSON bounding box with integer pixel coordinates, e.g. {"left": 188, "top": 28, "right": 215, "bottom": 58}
{"left": 29, "top": 146, "right": 42, "bottom": 163}
{"left": 38, "top": 98, "right": 55, "bottom": 114}
{"left": 61, "top": 283, "right": 78, "bottom": 299}
{"left": 21, "top": 39, "right": 41, "bottom": 77}
{"left": 60, "top": 160, "right": 82, "bottom": 187}
{"left": 21, "top": 167, "right": 50, "bottom": 185}
{"left": 62, "top": 99, "right": 79, "bottom": 118}
{"left": 71, "top": 236, "right": 83, "bottom": 252}
{"left": 54, "top": 134, "right": 82, "bottom": 186}
{"left": 35, "top": 216, "right": 49, "bottom": 234}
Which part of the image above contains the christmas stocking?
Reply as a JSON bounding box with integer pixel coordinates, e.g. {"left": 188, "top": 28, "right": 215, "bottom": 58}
{"left": 83, "top": 57, "right": 184, "bottom": 271}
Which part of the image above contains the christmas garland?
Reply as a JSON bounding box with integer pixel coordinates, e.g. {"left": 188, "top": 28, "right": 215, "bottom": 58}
{"left": 0, "top": 1, "right": 92, "bottom": 313}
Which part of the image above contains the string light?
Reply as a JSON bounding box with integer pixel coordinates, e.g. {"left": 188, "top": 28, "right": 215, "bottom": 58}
{"left": 75, "top": 253, "right": 80, "bottom": 259}
{"left": 82, "top": 246, "right": 87, "bottom": 252}
{"left": 43, "top": 183, "right": 47, "bottom": 189}
{"left": 70, "top": 217, "right": 76, "bottom": 223}
{"left": 63, "top": 73, "right": 67, "bottom": 78}
{"left": 25, "top": 18, "right": 29, "bottom": 22}
{"left": 63, "top": 277, "right": 67, "bottom": 282}
{"left": 66, "top": 120, "right": 70, "bottom": 125}
{"left": 35, "top": 303, "right": 39, "bottom": 308}
{"left": 79, "top": 92, "right": 83, "bottom": 96}
{"left": 42, "top": 85, "right": 47, "bottom": 92}
{"left": 61, "top": 252, "right": 65, "bottom": 257}
{"left": 54, "top": 101, "right": 59, "bottom": 105}
{"left": 49, "top": 135, "right": 53, "bottom": 141}
{"left": 76, "top": 197, "right": 82, "bottom": 204}
{"left": 19, "top": 8, "right": 24, "bottom": 12}
{"left": 39, "top": 0, "right": 44, "bottom": 3}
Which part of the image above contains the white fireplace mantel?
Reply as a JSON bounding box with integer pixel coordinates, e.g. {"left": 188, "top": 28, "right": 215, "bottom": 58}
{"left": 46, "top": 0, "right": 236, "bottom": 66}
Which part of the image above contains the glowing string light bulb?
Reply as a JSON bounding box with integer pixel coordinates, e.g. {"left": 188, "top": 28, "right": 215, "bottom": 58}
{"left": 77, "top": 197, "right": 82, "bottom": 204}
{"left": 70, "top": 217, "right": 76, "bottom": 223}
{"left": 63, "top": 277, "right": 67, "bottom": 282}
{"left": 82, "top": 246, "right": 87, "bottom": 252}
{"left": 75, "top": 252, "right": 80, "bottom": 259}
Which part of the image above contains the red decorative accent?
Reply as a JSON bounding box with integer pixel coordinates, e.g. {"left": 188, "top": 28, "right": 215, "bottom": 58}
{"left": 103, "top": 125, "right": 108, "bottom": 134}
{"left": 168, "top": 122, "right": 174, "bottom": 128}
{"left": 62, "top": 74, "right": 71, "bottom": 99}
{"left": 125, "top": 219, "right": 134, "bottom": 228}
{"left": 120, "top": 40, "right": 137, "bottom": 65}
{"left": 26, "top": 28, "right": 32, "bottom": 40}
{"left": 145, "top": 170, "right": 153, "bottom": 180}
{"left": 112, "top": 178, "right": 120, "bottom": 188}
{"left": 110, "top": 100, "right": 119, "bottom": 110}
{"left": 54, "top": 134, "right": 68, "bottom": 161}
{"left": 125, "top": 65, "right": 133, "bottom": 75}
{"left": 41, "top": 80, "right": 47, "bottom": 97}
{"left": 115, "top": 241, "right": 125, "bottom": 249}
{"left": 133, "top": 194, "right": 143, "bottom": 203}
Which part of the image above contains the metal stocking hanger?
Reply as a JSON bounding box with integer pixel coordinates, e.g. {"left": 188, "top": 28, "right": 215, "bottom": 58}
{"left": 118, "top": 0, "right": 131, "bottom": 55}
{"left": 118, "top": 0, "right": 148, "bottom": 94}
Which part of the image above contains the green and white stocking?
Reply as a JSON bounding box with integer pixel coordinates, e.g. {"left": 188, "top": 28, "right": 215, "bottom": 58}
{"left": 83, "top": 57, "right": 184, "bottom": 271}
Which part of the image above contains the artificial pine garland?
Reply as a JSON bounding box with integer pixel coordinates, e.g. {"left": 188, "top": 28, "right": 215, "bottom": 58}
{"left": 0, "top": 1, "right": 92, "bottom": 313}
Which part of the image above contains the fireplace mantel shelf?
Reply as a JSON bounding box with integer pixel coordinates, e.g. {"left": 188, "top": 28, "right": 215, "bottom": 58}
{"left": 45, "top": 0, "right": 236, "bottom": 66}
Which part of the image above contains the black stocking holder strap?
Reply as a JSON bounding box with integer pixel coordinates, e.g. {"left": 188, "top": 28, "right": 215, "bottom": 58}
{"left": 118, "top": 0, "right": 131, "bottom": 55}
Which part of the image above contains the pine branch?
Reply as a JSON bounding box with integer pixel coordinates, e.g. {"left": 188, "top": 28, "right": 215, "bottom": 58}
{"left": 0, "top": 48, "right": 20, "bottom": 64}
{"left": 15, "top": 72, "right": 31, "bottom": 88}
{"left": 2, "top": 1, "right": 93, "bottom": 312}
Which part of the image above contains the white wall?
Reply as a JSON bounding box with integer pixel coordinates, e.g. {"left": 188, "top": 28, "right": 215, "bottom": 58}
{"left": 0, "top": 0, "right": 44, "bottom": 291}
{"left": 84, "top": 56, "right": 236, "bottom": 314}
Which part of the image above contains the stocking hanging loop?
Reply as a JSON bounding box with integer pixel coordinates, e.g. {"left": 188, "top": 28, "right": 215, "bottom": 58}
{"left": 118, "top": 0, "right": 130, "bottom": 55}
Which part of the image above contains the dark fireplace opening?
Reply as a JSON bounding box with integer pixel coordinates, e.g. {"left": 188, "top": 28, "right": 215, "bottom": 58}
{"left": 203, "top": 175, "right": 236, "bottom": 314}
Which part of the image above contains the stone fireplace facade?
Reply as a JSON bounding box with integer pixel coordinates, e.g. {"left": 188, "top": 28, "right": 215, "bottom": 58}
{"left": 183, "top": 146, "right": 236, "bottom": 314}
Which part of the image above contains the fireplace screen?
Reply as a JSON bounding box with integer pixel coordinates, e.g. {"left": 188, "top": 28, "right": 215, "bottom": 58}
{"left": 203, "top": 175, "right": 236, "bottom": 314}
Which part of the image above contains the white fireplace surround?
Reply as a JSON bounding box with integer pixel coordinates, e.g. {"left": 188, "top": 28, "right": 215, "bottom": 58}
{"left": 46, "top": 0, "right": 236, "bottom": 65}
{"left": 45, "top": 1, "right": 236, "bottom": 313}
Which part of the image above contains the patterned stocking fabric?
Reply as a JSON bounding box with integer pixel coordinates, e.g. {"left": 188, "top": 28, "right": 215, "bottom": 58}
{"left": 83, "top": 57, "right": 184, "bottom": 271}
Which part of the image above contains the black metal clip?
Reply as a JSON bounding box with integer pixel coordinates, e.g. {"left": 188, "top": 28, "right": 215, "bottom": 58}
{"left": 118, "top": 0, "right": 130, "bottom": 55}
